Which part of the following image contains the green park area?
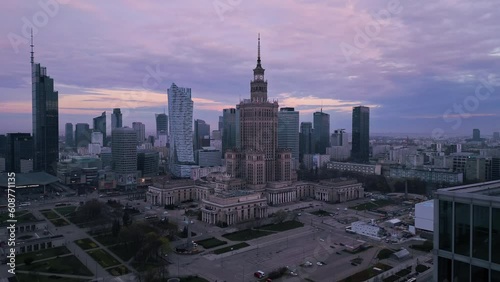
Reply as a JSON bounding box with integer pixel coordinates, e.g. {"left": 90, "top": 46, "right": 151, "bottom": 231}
{"left": 17, "top": 246, "right": 71, "bottom": 263}
{"left": 87, "top": 249, "right": 121, "bottom": 268}
{"left": 18, "top": 255, "right": 93, "bottom": 276}
{"left": 54, "top": 206, "right": 77, "bottom": 216}
{"left": 50, "top": 218, "right": 70, "bottom": 227}
{"left": 1, "top": 212, "right": 38, "bottom": 224}
{"left": 195, "top": 237, "right": 227, "bottom": 249}
{"left": 257, "top": 220, "right": 304, "bottom": 232}
{"left": 75, "top": 238, "right": 99, "bottom": 250}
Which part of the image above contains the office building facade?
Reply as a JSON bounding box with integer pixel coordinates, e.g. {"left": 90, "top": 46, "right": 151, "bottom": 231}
{"left": 278, "top": 107, "right": 299, "bottom": 161}
{"left": 194, "top": 119, "right": 211, "bottom": 151}
{"left": 313, "top": 111, "right": 330, "bottom": 154}
{"left": 155, "top": 113, "right": 168, "bottom": 137}
{"left": 65, "top": 123, "right": 73, "bottom": 148}
{"left": 434, "top": 180, "right": 500, "bottom": 282}
{"left": 31, "top": 42, "right": 59, "bottom": 175}
{"left": 112, "top": 127, "right": 138, "bottom": 190}
{"left": 5, "top": 133, "right": 33, "bottom": 173}
{"left": 93, "top": 112, "right": 106, "bottom": 145}
{"left": 222, "top": 108, "right": 238, "bottom": 156}
{"left": 111, "top": 108, "right": 122, "bottom": 130}
{"left": 352, "top": 106, "right": 370, "bottom": 163}
{"left": 299, "top": 122, "right": 314, "bottom": 161}
{"left": 132, "top": 122, "right": 146, "bottom": 143}
{"left": 75, "top": 123, "right": 91, "bottom": 148}
{"left": 168, "top": 83, "right": 196, "bottom": 178}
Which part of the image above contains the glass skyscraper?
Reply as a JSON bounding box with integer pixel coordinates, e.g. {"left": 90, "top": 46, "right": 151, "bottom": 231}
{"left": 278, "top": 107, "right": 299, "bottom": 161}
{"left": 168, "top": 83, "right": 195, "bottom": 178}
{"left": 111, "top": 108, "right": 122, "bottom": 130}
{"left": 155, "top": 113, "right": 168, "bottom": 138}
{"left": 93, "top": 111, "right": 106, "bottom": 145}
{"left": 434, "top": 180, "right": 500, "bottom": 281}
{"left": 352, "top": 106, "right": 370, "bottom": 163}
{"left": 65, "top": 123, "right": 73, "bottom": 148}
{"left": 31, "top": 40, "right": 59, "bottom": 175}
{"left": 313, "top": 111, "right": 330, "bottom": 154}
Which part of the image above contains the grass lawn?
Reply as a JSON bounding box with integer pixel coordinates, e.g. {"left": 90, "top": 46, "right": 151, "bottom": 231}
{"left": 108, "top": 265, "right": 130, "bottom": 276}
{"left": 54, "top": 206, "right": 77, "bottom": 216}
{"left": 195, "top": 237, "right": 227, "bottom": 249}
{"left": 108, "top": 243, "right": 138, "bottom": 261}
{"left": 416, "top": 264, "right": 430, "bottom": 273}
{"left": 40, "top": 209, "right": 60, "bottom": 220}
{"left": 74, "top": 238, "right": 99, "bottom": 250}
{"left": 180, "top": 276, "right": 210, "bottom": 282}
{"left": 18, "top": 255, "right": 93, "bottom": 276}
{"left": 339, "top": 263, "right": 392, "bottom": 282}
{"left": 50, "top": 218, "right": 70, "bottom": 227}
{"left": 17, "top": 246, "right": 71, "bottom": 263}
{"left": 377, "top": 248, "right": 395, "bottom": 260}
{"left": 311, "top": 209, "right": 331, "bottom": 216}
{"left": 222, "top": 229, "right": 273, "bottom": 241}
{"left": 1, "top": 211, "right": 38, "bottom": 224}
{"left": 93, "top": 233, "right": 120, "bottom": 246}
{"left": 213, "top": 242, "right": 249, "bottom": 254}
{"left": 257, "top": 220, "right": 304, "bottom": 232}
{"left": 14, "top": 273, "right": 87, "bottom": 282}
{"left": 87, "top": 249, "right": 121, "bottom": 268}
{"left": 350, "top": 199, "right": 393, "bottom": 211}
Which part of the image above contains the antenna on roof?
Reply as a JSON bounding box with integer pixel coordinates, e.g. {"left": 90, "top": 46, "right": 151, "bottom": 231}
{"left": 30, "top": 28, "right": 34, "bottom": 65}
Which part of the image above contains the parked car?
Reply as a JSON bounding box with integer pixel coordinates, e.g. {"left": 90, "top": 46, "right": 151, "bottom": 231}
{"left": 254, "top": 270, "right": 265, "bottom": 278}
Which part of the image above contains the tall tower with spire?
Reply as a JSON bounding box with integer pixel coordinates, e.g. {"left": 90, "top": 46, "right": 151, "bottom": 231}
{"left": 250, "top": 34, "right": 268, "bottom": 102}
{"left": 31, "top": 30, "right": 59, "bottom": 175}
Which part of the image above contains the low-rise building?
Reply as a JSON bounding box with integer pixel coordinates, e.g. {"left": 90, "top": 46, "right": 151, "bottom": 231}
{"left": 351, "top": 220, "right": 385, "bottom": 240}
{"left": 146, "top": 179, "right": 211, "bottom": 206}
{"left": 389, "top": 167, "right": 463, "bottom": 184}
{"left": 327, "top": 161, "right": 382, "bottom": 175}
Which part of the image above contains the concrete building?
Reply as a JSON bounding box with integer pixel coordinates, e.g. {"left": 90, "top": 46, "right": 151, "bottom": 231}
{"left": 194, "top": 119, "right": 211, "bottom": 151}
{"left": 137, "top": 150, "right": 159, "bottom": 177}
{"left": 278, "top": 107, "right": 299, "bottom": 162}
{"left": 434, "top": 180, "right": 500, "bottom": 282}
{"left": 299, "top": 122, "right": 314, "bottom": 161}
{"left": 112, "top": 127, "right": 138, "bottom": 190}
{"left": 168, "top": 83, "right": 196, "bottom": 178}
{"left": 389, "top": 167, "right": 463, "bottom": 184}
{"left": 222, "top": 108, "right": 239, "bottom": 156}
{"left": 146, "top": 179, "right": 210, "bottom": 206}
{"left": 196, "top": 147, "right": 222, "bottom": 167}
{"left": 415, "top": 200, "right": 433, "bottom": 232}
{"left": 303, "top": 154, "right": 330, "bottom": 170}
{"left": 91, "top": 131, "right": 103, "bottom": 147}
{"left": 5, "top": 133, "right": 33, "bottom": 173}
{"left": 93, "top": 111, "right": 106, "bottom": 145}
{"left": 326, "top": 161, "right": 382, "bottom": 175}
{"left": 313, "top": 179, "right": 364, "bottom": 203}
{"left": 75, "top": 123, "right": 91, "bottom": 148}
{"left": 351, "top": 220, "right": 384, "bottom": 240}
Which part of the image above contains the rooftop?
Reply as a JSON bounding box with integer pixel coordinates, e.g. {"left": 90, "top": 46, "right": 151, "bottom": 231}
{"left": 0, "top": 172, "right": 59, "bottom": 188}
{"left": 437, "top": 180, "right": 500, "bottom": 197}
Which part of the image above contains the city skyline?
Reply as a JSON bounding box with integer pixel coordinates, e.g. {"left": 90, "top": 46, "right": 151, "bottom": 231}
{"left": 1, "top": 0, "right": 500, "bottom": 136}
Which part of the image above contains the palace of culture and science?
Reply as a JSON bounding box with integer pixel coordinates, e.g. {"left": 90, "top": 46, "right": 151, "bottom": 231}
{"left": 146, "top": 37, "right": 364, "bottom": 226}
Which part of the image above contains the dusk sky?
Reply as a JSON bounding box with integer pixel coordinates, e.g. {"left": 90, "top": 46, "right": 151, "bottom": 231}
{"left": 1, "top": 0, "right": 500, "bottom": 137}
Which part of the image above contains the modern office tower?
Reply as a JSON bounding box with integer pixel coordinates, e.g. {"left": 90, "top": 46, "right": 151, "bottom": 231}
{"left": 137, "top": 150, "right": 159, "bottom": 177}
{"left": 218, "top": 116, "right": 223, "bottom": 132}
{"left": 352, "top": 106, "right": 370, "bottom": 163}
{"left": 194, "top": 119, "right": 211, "bottom": 151}
{"left": 147, "top": 135, "right": 155, "bottom": 147}
{"left": 168, "top": 83, "right": 195, "bottom": 178}
{"left": 31, "top": 35, "right": 59, "bottom": 175}
{"left": 299, "top": 122, "right": 313, "bottom": 161}
{"left": 331, "top": 129, "right": 348, "bottom": 146}
{"left": 222, "top": 108, "right": 238, "bottom": 156}
{"left": 65, "top": 123, "right": 74, "bottom": 148}
{"left": 132, "top": 122, "right": 146, "bottom": 143}
{"left": 493, "top": 132, "right": 500, "bottom": 141}
{"left": 313, "top": 111, "right": 330, "bottom": 154}
{"left": 278, "top": 107, "right": 299, "bottom": 161}
{"left": 434, "top": 180, "right": 500, "bottom": 282}
{"left": 0, "top": 135, "right": 6, "bottom": 157}
{"left": 112, "top": 127, "right": 137, "bottom": 190}
{"left": 195, "top": 147, "right": 222, "bottom": 167}
{"left": 473, "top": 128, "right": 481, "bottom": 141}
{"left": 93, "top": 111, "right": 106, "bottom": 144}
{"left": 492, "top": 158, "right": 500, "bottom": 180}
{"left": 91, "top": 132, "right": 104, "bottom": 147}
{"left": 111, "top": 108, "right": 122, "bottom": 130}
{"left": 5, "top": 133, "right": 33, "bottom": 173}
{"left": 212, "top": 130, "right": 222, "bottom": 140}
{"left": 75, "top": 123, "right": 91, "bottom": 148}
{"left": 155, "top": 113, "right": 168, "bottom": 138}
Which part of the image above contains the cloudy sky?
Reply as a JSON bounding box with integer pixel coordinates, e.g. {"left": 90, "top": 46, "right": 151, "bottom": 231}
{"left": 1, "top": 0, "right": 500, "bottom": 137}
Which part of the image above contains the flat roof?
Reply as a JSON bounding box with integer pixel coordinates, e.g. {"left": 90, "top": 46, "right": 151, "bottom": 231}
{"left": 0, "top": 172, "right": 59, "bottom": 188}
{"left": 437, "top": 180, "right": 500, "bottom": 197}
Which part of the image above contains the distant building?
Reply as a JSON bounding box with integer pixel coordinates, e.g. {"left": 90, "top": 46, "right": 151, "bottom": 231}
{"left": 195, "top": 147, "right": 222, "bottom": 167}
{"left": 222, "top": 108, "right": 238, "bottom": 156}
{"left": 194, "top": 119, "right": 211, "bottom": 151}
{"left": 493, "top": 132, "right": 500, "bottom": 141}
{"left": 299, "top": 122, "right": 313, "bottom": 161}
{"left": 5, "top": 133, "right": 33, "bottom": 173}
{"left": 415, "top": 200, "right": 433, "bottom": 232}
{"left": 352, "top": 106, "right": 370, "bottom": 163}
{"left": 65, "top": 123, "right": 74, "bottom": 148}
{"left": 327, "top": 161, "right": 381, "bottom": 175}
{"left": 112, "top": 127, "right": 138, "bottom": 190}
{"left": 132, "top": 122, "right": 146, "bottom": 143}
{"left": 168, "top": 83, "right": 196, "bottom": 178}
{"left": 111, "top": 108, "right": 122, "bottom": 131}
{"left": 351, "top": 221, "right": 384, "bottom": 240}
{"left": 277, "top": 107, "right": 299, "bottom": 165}
{"left": 313, "top": 111, "right": 330, "bottom": 154}
{"left": 472, "top": 128, "right": 481, "bottom": 141}
{"left": 75, "top": 123, "right": 91, "bottom": 148}
{"left": 93, "top": 112, "right": 106, "bottom": 145}
{"left": 137, "top": 150, "right": 159, "bottom": 177}
{"left": 91, "top": 132, "right": 103, "bottom": 147}
{"left": 155, "top": 113, "right": 168, "bottom": 138}
{"left": 389, "top": 167, "right": 463, "bottom": 184}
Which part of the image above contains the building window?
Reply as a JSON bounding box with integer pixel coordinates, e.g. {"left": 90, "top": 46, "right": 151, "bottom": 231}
{"left": 471, "top": 265, "right": 488, "bottom": 282}
{"left": 437, "top": 256, "right": 452, "bottom": 282}
{"left": 454, "top": 202, "right": 470, "bottom": 256}
{"left": 453, "top": 259, "right": 470, "bottom": 281}
{"left": 472, "top": 205, "right": 489, "bottom": 260}
{"left": 439, "top": 200, "right": 453, "bottom": 252}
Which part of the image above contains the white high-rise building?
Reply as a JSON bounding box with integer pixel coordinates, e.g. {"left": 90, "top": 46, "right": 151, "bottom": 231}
{"left": 132, "top": 122, "right": 146, "bottom": 143}
{"left": 91, "top": 132, "right": 103, "bottom": 147}
{"left": 168, "top": 83, "right": 196, "bottom": 178}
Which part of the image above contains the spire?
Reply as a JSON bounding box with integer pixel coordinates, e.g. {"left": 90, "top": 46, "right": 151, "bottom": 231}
{"left": 30, "top": 28, "right": 34, "bottom": 65}
{"left": 257, "top": 33, "right": 261, "bottom": 66}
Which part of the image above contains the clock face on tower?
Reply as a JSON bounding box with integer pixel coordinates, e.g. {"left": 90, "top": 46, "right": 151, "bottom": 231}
{"left": 255, "top": 75, "right": 263, "bottom": 81}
